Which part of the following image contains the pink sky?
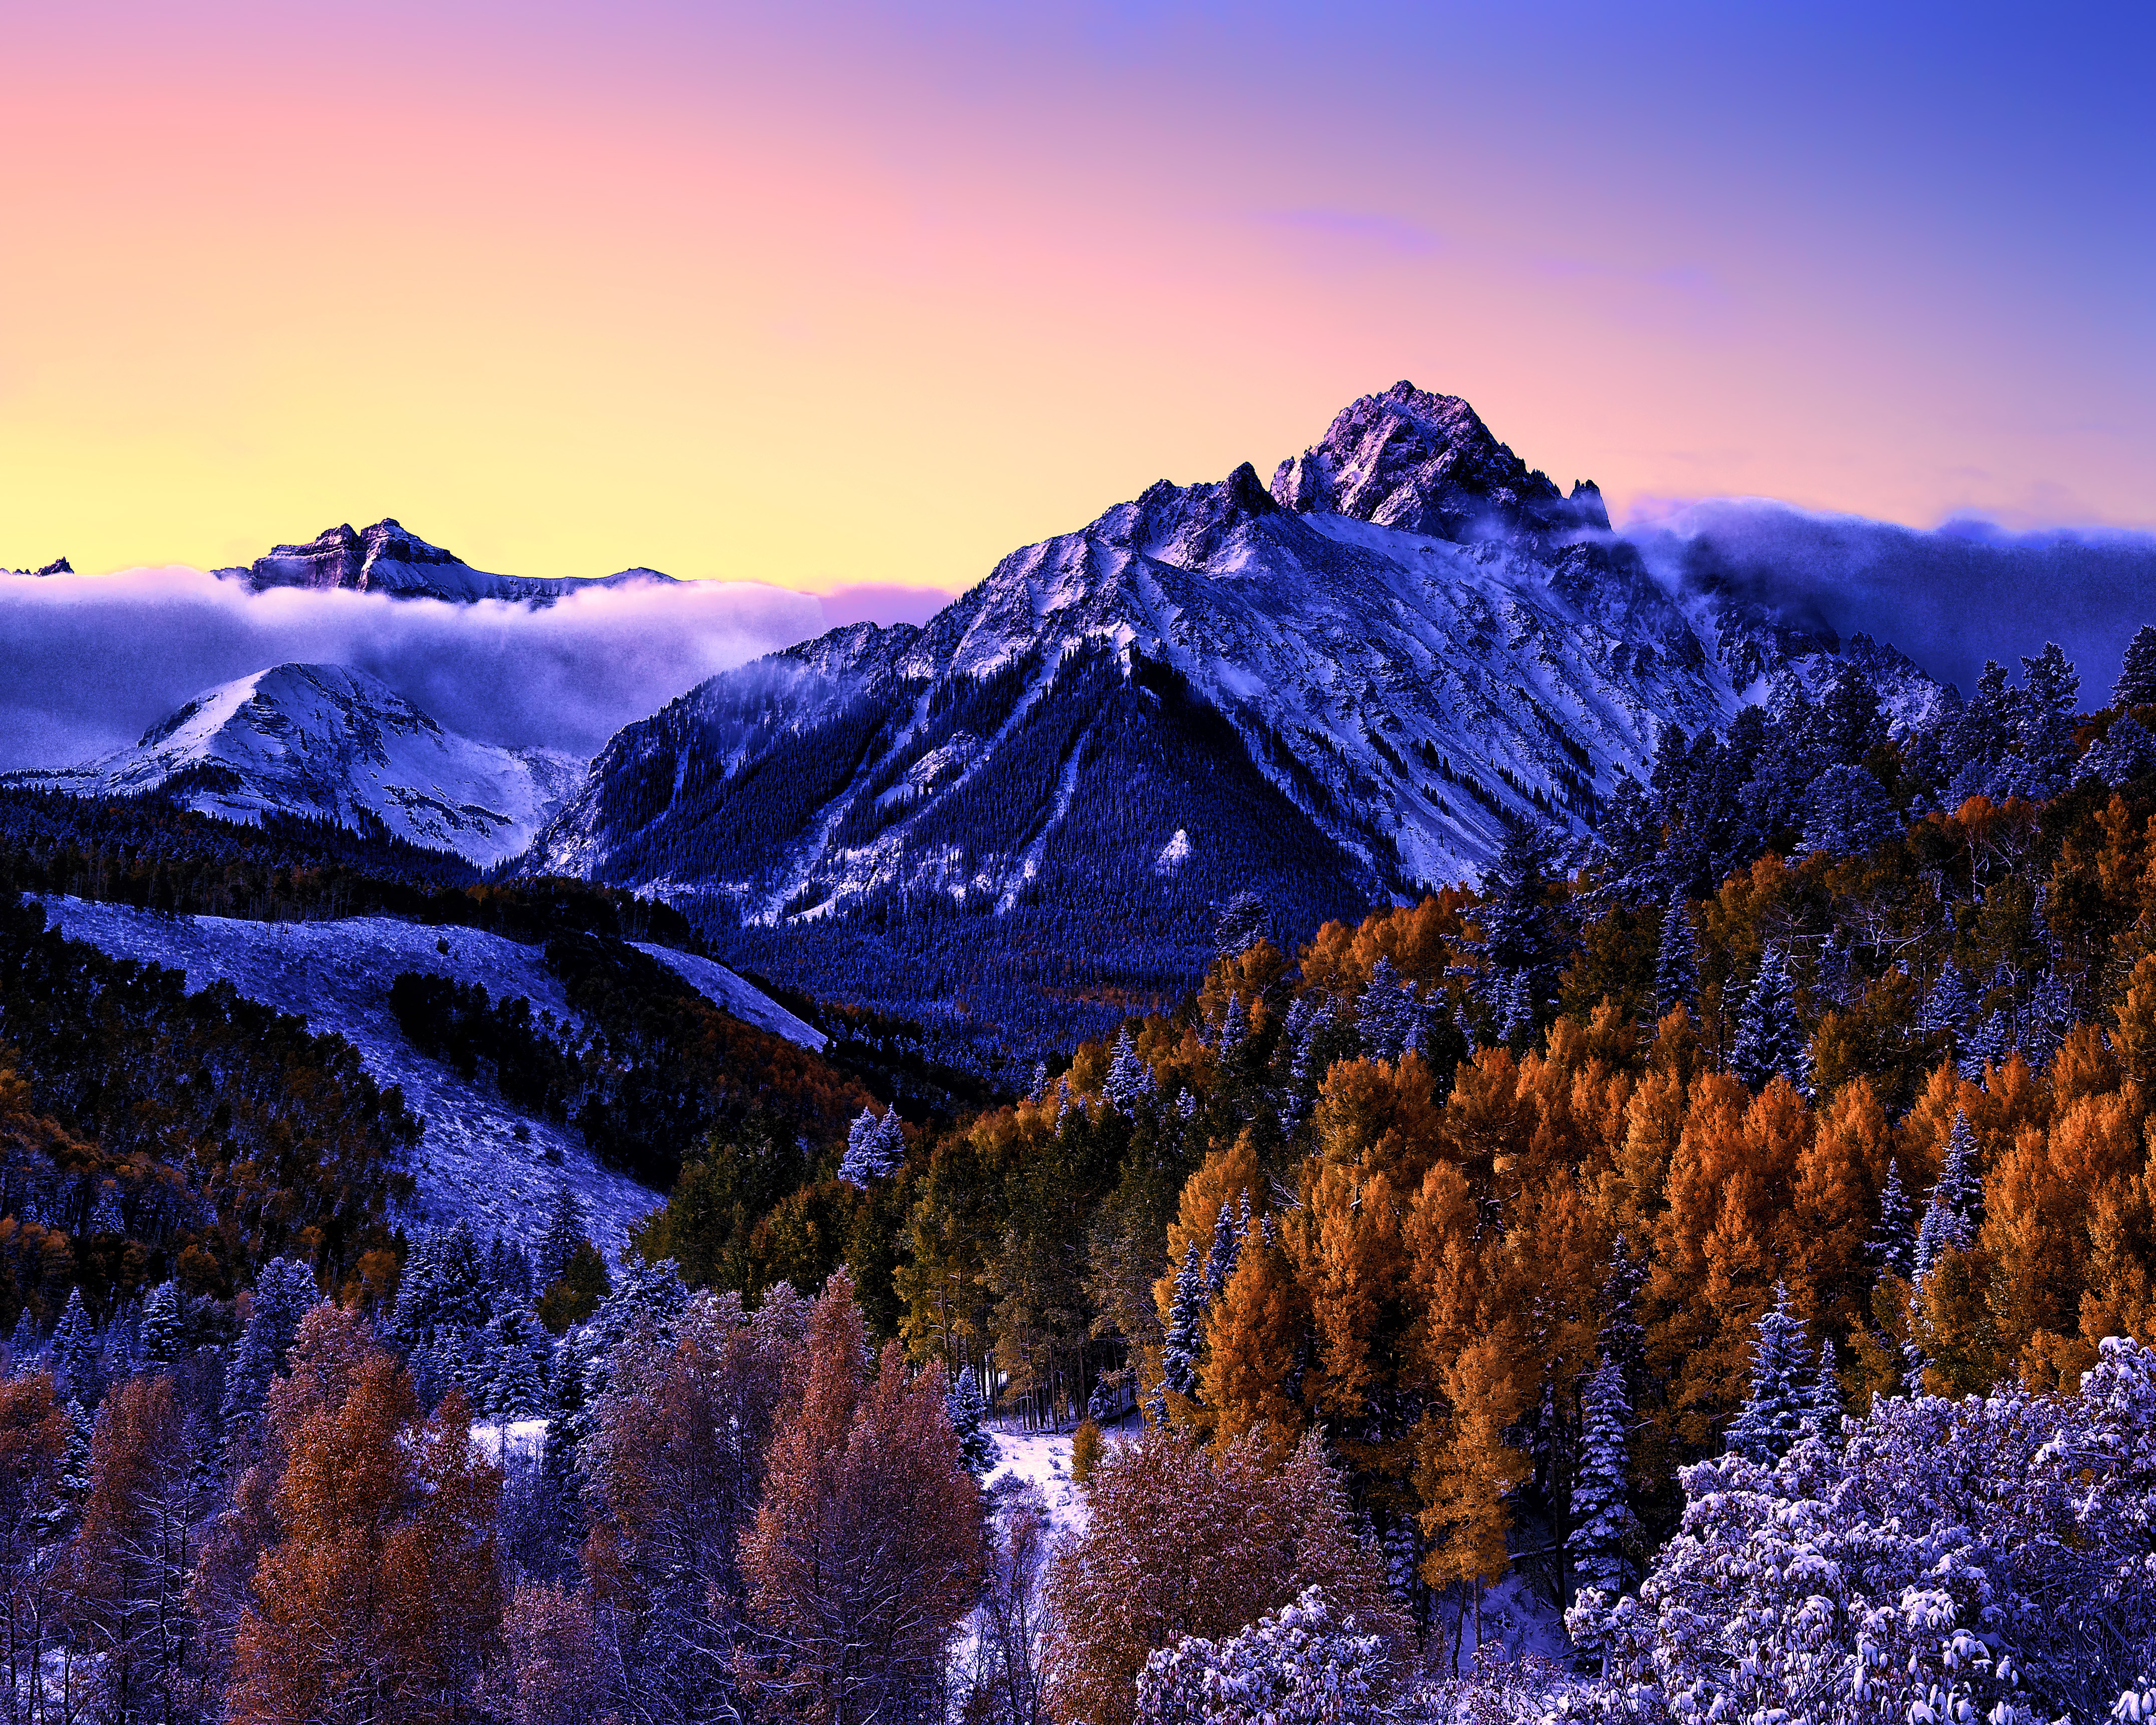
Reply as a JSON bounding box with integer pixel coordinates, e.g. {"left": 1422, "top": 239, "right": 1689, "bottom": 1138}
{"left": 3, "top": 2, "right": 2149, "bottom": 597}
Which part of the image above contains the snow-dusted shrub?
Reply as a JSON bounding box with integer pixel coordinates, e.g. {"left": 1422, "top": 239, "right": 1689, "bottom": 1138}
{"left": 1565, "top": 1337, "right": 2156, "bottom": 1725}
{"left": 1135, "top": 1587, "right": 1401, "bottom": 1725}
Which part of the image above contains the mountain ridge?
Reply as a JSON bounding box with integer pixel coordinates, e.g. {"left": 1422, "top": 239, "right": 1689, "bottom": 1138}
{"left": 215, "top": 518, "right": 680, "bottom": 606}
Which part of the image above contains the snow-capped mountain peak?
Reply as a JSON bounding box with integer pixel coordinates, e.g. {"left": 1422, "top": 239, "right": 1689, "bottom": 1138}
{"left": 1271, "top": 381, "right": 1610, "bottom": 544}
{"left": 4, "top": 663, "right": 583, "bottom": 866}
{"left": 218, "top": 519, "right": 680, "bottom": 606}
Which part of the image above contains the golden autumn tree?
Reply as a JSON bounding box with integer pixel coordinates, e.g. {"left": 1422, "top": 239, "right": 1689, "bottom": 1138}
{"left": 1045, "top": 1426, "right": 1398, "bottom": 1725}
{"left": 738, "top": 1271, "right": 983, "bottom": 1725}
{"left": 71, "top": 1373, "right": 204, "bottom": 1722}
{"left": 224, "top": 1306, "right": 501, "bottom": 1725}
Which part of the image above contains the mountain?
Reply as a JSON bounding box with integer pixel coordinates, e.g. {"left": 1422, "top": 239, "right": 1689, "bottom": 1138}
{"left": 521, "top": 382, "right": 1940, "bottom": 1048}
{"left": 31, "top": 895, "right": 822, "bottom": 1254}
{"left": 4, "top": 557, "right": 72, "bottom": 576}
{"left": 3, "top": 663, "right": 583, "bottom": 867}
{"left": 216, "top": 518, "right": 677, "bottom": 605}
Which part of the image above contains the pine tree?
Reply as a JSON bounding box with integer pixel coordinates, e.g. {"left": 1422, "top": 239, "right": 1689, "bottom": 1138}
{"left": 1915, "top": 1112, "right": 1984, "bottom": 1280}
{"left": 1652, "top": 892, "right": 1697, "bottom": 1015}
{"left": 54, "top": 1397, "right": 93, "bottom": 1538}
{"left": 2116, "top": 625, "right": 2156, "bottom": 708}
{"left": 838, "top": 1105, "right": 904, "bottom": 1185}
{"left": 7, "top": 1308, "right": 38, "bottom": 1372}
{"left": 1103, "top": 1029, "right": 1155, "bottom": 1115}
{"left": 1160, "top": 1242, "right": 1205, "bottom": 1403}
{"left": 1731, "top": 946, "right": 1810, "bottom": 1091}
{"left": 52, "top": 1289, "right": 99, "bottom": 1404}
{"left": 1567, "top": 1356, "right": 1640, "bottom": 1598}
{"left": 220, "top": 1258, "right": 320, "bottom": 1445}
{"left": 1357, "top": 958, "right": 1419, "bottom": 1062}
{"left": 1202, "top": 1198, "right": 1244, "bottom": 1307}
{"left": 1869, "top": 1159, "right": 1915, "bottom": 1279}
{"left": 534, "top": 1183, "right": 585, "bottom": 1294}
{"left": 944, "top": 1366, "right": 998, "bottom": 1479}
{"left": 1725, "top": 1282, "right": 1809, "bottom": 1464}
{"left": 393, "top": 1221, "right": 492, "bottom": 1352}
{"left": 1802, "top": 1335, "right": 1843, "bottom": 1445}
{"left": 136, "top": 1281, "right": 184, "bottom": 1370}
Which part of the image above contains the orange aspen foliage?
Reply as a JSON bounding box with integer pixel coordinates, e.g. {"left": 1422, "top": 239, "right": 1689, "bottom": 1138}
{"left": 1199, "top": 1239, "right": 1309, "bottom": 1460}
{"left": 225, "top": 1307, "right": 501, "bottom": 1725}
{"left": 1310, "top": 1053, "right": 1446, "bottom": 1187}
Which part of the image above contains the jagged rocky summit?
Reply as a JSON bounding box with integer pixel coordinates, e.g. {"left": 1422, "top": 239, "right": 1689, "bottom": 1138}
{"left": 5, "top": 557, "right": 74, "bottom": 576}
{"left": 4, "top": 663, "right": 583, "bottom": 867}
{"left": 520, "top": 382, "right": 1937, "bottom": 1040}
{"left": 216, "top": 518, "right": 677, "bottom": 605}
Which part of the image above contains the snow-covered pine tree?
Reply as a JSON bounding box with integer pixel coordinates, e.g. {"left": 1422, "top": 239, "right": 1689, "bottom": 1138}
{"left": 1202, "top": 1198, "right": 1244, "bottom": 1308}
{"left": 1730, "top": 946, "right": 1810, "bottom": 1091}
{"left": 220, "top": 1257, "right": 320, "bottom": 1443}
{"left": 1103, "top": 1029, "right": 1155, "bottom": 1115}
{"left": 1599, "top": 1235, "right": 1647, "bottom": 1385}
{"left": 2115, "top": 623, "right": 2156, "bottom": 708}
{"left": 838, "top": 1105, "right": 905, "bottom": 1185}
{"left": 1868, "top": 1158, "right": 1915, "bottom": 1279}
{"left": 1652, "top": 892, "right": 1697, "bottom": 1016}
{"left": 1914, "top": 1111, "right": 1983, "bottom": 1279}
{"left": 1917, "top": 958, "right": 1970, "bottom": 1043}
{"left": 944, "top": 1366, "right": 998, "bottom": 1478}
{"left": 393, "top": 1220, "right": 493, "bottom": 1353}
{"left": 487, "top": 1235, "right": 534, "bottom": 1306}
{"left": 1802, "top": 1334, "right": 1843, "bottom": 1445}
{"left": 1496, "top": 968, "right": 1535, "bottom": 1052}
{"left": 1801, "top": 763, "right": 1900, "bottom": 856}
{"left": 1161, "top": 1241, "right": 1205, "bottom": 1402}
{"left": 1724, "top": 1281, "right": 1809, "bottom": 1464}
{"left": 6, "top": 1308, "right": 37, "bottom": 1372}
{"left": 534, "top": 1182, "right": 585, "bottom": 1293}
{"left": 1356, "top": 958, "right": 1419, "bottom": 1062}
{"left": 52, "top": 1288, "right": 99, "bottom": 1403}
{"left": 485, "top": 1306, "right": 556, "bottom": 1421}
{"left": 1568, "top": 1354, "right": 1641, "bottom": 1598}
{"left": 137, "top": 1280, "right": 184, "bottom": 1369}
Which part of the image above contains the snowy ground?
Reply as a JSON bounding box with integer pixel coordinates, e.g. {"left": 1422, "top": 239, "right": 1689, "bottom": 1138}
{"left": 984, "top": 1426, "right": 1090, "bottom": 1541}
{"left": 32, "top": 896, "right": 814, "bottom": 1255}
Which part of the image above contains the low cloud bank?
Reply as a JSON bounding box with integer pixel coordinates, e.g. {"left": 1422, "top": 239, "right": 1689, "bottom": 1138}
{"left": 0, "top": 566, "right": 898, "bottom": 773}
{"left": 1624, "top": 501, "right": 2156, "bottom": 699}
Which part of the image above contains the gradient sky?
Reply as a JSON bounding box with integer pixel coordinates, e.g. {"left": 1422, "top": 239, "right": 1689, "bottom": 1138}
{"left": 3, "top": 1, "right": 2150, "bottom": 596}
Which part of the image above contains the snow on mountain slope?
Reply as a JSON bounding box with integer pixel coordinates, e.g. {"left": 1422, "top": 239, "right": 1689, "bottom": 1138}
{"left": 2, "top": 664, "right": 583, "bottom": 867}
{"left": 30, "top": 897, "right": 817, "bottom": 1254}
{"left": 217, "top": 517, "right": 678, "bottom": 606}
{"left": 528, "top": 383, "right": 1938, "bottom": 917}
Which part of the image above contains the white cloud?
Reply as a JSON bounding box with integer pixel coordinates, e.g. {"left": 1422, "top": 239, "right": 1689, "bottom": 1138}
{"left": 0, "top": 566, "right": 840, "bottom": 772}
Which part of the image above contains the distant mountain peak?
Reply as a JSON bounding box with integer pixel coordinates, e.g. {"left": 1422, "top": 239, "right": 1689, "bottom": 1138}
{"left": 6, "top": 556, "right": 73, "bottom": 577}
{"left": 4, "top": 660, "right": 583, "bottom": 866}
{"left": 218, "top": 520, "right": 679, "bottom": 606}
{"left": 1272, "top": 380, "right": 1601, "bottom": 544}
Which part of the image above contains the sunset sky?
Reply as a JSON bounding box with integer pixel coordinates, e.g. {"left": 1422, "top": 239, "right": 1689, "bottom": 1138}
{"left": 4, "top": 1, "right": 2150, "bottom": 597}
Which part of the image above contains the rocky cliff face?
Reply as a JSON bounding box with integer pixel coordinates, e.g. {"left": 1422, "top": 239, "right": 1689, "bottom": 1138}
{"left": 519, "top": 383, "right": 1939, "bottom": 1042}
{"left": 4, "top": 663, "right": 583, "bottom": 866}
{"left": 218, "top": 519, "right": 676, "bottom": 605}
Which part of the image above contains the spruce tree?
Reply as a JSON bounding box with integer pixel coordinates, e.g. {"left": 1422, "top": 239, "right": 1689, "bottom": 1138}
{"left": 1103, "top": 1030, "right": 1155, "bottom": 1115}
{"left": 1731, "top": 947, "right": 1811, "bottom": 1091}
{"left": 1356, "top": 958, "right": 1419, "bottom": 1062}
{"left": 136, "top": 1280, "right": 184, "bottom": 1369}
{"left": 944, "top": 1366, "right": 998, "bottom": 1478}
{"left": 52, "top": 1289, "right": 99, "bottom": 1404}
{"left": 535, "top": 1183, "right": 585, "bottom": 1293}
{"left": 1202, "top": 1198, "right": 1244, "bottom": 1308}
{"left": 1802, "top": 1335, "right": 1843, "bottom": 1445}
{"left": 1726, "top": 1282, "right": 1808, "bottom": 1464}
{"left": 2116, "top": 625, "right": 2156, "bottom": 709}
{"left": 1161, "top": 1242, "right": 1205, "bottom": 1402}
{"left": 1868, "top": 1159, "right": 1915, "bottom": 1280}
{"left": 1652, "top": 892, "right": 1697, "bottom": 1016}
{"left": 220, "top": 1258, "right": 319, "bottom": 1444}
{"left": 7, "top": 1308, "right": 38, "bottom": 1371}
{"left": 838, "top": 1106, "right": 904, "bottom": 1185}
{"left": 1567, "top": 1355, "right": 1640, "bottom": 1597}
{"left": 1915, "top": 1112, "right": 1983, "bottom": 1280}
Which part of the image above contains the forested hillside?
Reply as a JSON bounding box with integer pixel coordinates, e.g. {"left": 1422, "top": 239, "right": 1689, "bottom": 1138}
{"left": 3, "top": 633, "right": 2155, "bottom": 1722}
